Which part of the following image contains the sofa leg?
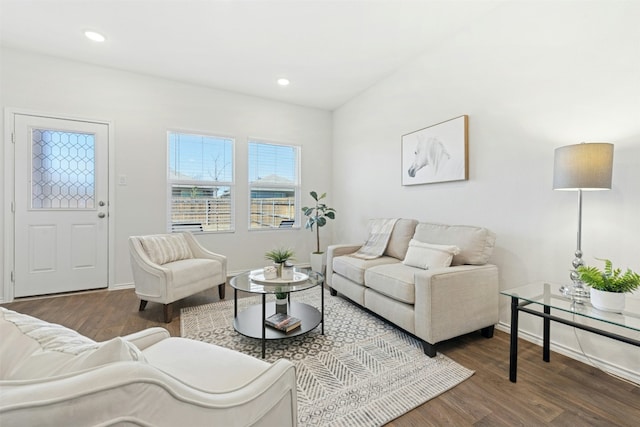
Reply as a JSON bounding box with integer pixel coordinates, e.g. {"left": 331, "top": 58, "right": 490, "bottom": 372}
{"left": 218, "top": 283, "right": 226, "bottom": 300}
{"left": 139, "top": 300, "right": 148, "bottom": 311}
{"left": 422, "top": 341, "right": 437, "bottom": 357}
{"left": 163, "top": 304, "right": 173, "bottom": 323}
{"left": 481, "top": 325, "right": 495, "bottom": 338}
{"left": 329, "top": 287, "right": 337, "bottom": 296}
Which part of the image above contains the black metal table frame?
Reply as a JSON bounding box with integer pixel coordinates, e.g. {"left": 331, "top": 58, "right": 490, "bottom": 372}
{"left": 509, "top": 296, "right": 640, "bottom": 382}
{"left": 233, "top": 279, "right": 324, "bottom": 359}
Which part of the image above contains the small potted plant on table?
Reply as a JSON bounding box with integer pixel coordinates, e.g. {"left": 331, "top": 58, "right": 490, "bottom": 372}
{"left": 265, "top": 248, "right": 295, "bottom": 314}
{"left": 577, "top": 258, "right": 640, "bottom": 313}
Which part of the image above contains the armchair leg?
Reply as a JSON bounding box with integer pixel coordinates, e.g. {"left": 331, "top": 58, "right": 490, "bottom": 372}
{"left": 422, "top": 340, "right": 437, "bottom": 357}
{"left": 329, "top": 287, "right": 337, "bottom": 296}
{"left": 218, "top": 283, "right": 226, "bottom": 300}
{"left": 481, "top": 325, "right": 495, "bottom": 338}
{"left": 163, "top": 304, "right": 173, "bottom": 323}
{"left": 139, "top": 300, "right": 148, "bottom": 311}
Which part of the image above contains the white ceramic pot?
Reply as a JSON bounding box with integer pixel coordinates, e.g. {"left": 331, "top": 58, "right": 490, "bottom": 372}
{"left": 310, "top": 252, "right": 326, "bottom": 274}
{"left": 275, "top": 297, "right": 287, "bottom": 314}
{"left": 590, "top": 288, "right": 625, "bottom": 313}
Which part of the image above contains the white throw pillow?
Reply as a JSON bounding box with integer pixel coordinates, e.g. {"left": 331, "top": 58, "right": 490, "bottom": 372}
{"left": 402, "top": 239, "right": 461, "bottom": 270}
{"left": 2, "top": 308, "right": 145, "bottom": 380}
{"left": 140, "top": 234, "right": 193, "bottom": 265}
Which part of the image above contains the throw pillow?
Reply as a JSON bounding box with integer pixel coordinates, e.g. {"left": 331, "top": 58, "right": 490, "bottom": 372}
{"left": 140, "top": 234, "right": 194, "bottom": 265}
{"left": 402, "top": 239, "right": 461, "bottom": 270}
{"left": 2, "top": 308, "right": 145, "bottom": 380}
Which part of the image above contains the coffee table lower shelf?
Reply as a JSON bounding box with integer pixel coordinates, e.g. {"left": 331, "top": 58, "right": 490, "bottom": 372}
{"left": 233, "top": 301, "right": 322, "bottom": 357}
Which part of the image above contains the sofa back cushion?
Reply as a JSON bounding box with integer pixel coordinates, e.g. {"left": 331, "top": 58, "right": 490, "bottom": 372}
{"left": 412, "top": 222, "right": 496, "bottom": 265}
{"left": 1, "top": 308, "right": 144, "bottom": 380}
{"left": 383, "top": 218, "right": 419, "bottom": 260}
{"left": 139, "top": 234, "right": 194, "bottom": 265}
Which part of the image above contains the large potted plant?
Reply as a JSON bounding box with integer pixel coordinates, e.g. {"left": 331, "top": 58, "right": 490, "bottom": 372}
{"left": 577, "top": 258, "right": 640, "bottom": 313}
{"left": 302, "top": 191, "right": 336, "bottom": 273}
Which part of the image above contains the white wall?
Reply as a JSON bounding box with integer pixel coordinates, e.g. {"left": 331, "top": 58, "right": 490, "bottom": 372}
{"left": 1, "top": 48, "right": 333, "bottom": 300}
{"left": 332, "top": 2, "right": 640, "bottom": 380}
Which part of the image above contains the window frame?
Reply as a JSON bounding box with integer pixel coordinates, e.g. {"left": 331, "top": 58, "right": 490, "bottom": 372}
{"left": 167, "top": 130, "right": 235, "bottom": 233}
{"left": 247, "top": 138, "right": 301, "bottom": 231}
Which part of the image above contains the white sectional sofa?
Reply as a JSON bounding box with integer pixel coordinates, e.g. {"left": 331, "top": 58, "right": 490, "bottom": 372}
{"left": 327, "top": 219, "right": 499, "bottom": 356}
{"left": 0, "top": 307, "right": 298, "bottom": 426}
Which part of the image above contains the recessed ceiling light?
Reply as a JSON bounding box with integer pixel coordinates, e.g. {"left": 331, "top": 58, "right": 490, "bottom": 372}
{"left": 277, "top": 78, "right": 290, "bottom": 86}
{"left": 84, "top": 30, "right": 106, "bottom": 42}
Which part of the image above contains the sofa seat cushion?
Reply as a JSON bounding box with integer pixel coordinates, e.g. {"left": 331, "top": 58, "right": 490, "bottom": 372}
{"left": 333, "top": 255, "right": 400, "bottom": 285}
{"left": 413, "top": 222, "right": 496, "bottom": 266}
{"left": 1, "top": 308, "right": 144, "bottom": 380}
{"left": 165, "top": 258, "right": 223, "bottom": 288}
{"left": 365, "top": 263, "right": 418, "bottom": 304}
{"left": 142, "top": 337, "right": 270, "bottom": 393}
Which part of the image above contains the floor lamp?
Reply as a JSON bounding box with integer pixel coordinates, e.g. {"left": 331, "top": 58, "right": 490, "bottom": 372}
{"left": 553, "top": 142, "right": 614, "bottom": 299}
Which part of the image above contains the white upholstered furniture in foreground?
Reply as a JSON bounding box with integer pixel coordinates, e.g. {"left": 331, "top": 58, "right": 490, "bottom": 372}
{"left": 0, "top": 308, "right": 298, "bottom": 426}
{"left": 129, "top": 232, "right": 227, "bottom": 322}
{"left": 327, "top": 219, "right": 499, "bottom": 357}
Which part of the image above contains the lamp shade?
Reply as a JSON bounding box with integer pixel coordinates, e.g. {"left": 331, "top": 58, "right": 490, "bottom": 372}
{"left": 553, "top": 142, "right": 613, "bottom": 191}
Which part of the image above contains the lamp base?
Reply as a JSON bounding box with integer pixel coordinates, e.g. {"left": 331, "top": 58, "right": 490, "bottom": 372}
{"left": 559, "top": 282, "right": 590, "bottom": 302}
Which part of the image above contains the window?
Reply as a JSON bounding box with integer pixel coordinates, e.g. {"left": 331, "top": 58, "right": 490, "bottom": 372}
{"left": 248, "top": 140, "right": 300, "bottom": 230}
{"left": 168, "top": 132, "right": 234, "bottom": 232}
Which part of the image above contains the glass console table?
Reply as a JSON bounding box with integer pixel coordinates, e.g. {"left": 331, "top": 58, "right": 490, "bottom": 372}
{"left": 501, "top": 282, "right": 640, "bottom": 382}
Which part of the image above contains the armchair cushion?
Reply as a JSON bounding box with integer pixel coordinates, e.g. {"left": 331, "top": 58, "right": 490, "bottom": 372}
{"left": 139, "top": 234, "right": 193, "bottom": 265}
{"left": 167, "top": 258, "right": 223, "bottom": 289}
{"left": 1, "top": 308, "right": 144, "bottom": 380}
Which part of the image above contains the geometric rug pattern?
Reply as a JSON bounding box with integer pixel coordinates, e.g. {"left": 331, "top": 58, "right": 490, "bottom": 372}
{"left": 181, "top": 288, "right": 474, "bottom": 426}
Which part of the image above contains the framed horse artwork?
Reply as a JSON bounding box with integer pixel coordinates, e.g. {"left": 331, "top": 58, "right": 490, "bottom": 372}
{"left": 401, "top": 115, "right": 468, "bottom": 186}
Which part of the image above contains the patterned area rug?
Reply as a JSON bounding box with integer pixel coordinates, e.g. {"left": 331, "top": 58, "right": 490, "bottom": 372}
{"left": 181, "top": 288, "right": 473, "bottom": 426}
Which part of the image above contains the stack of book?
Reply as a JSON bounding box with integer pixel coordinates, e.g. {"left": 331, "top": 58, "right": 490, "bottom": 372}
{"left": 265, "top": 313, "right": 301, "bottom": 333}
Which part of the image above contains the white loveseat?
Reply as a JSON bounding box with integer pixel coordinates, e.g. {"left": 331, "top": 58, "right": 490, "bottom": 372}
{"left": 327, "top": 219, "right": 499, "bottom": 356}
{"left": 0, "top": 308, "right": 298, "bottom": 426}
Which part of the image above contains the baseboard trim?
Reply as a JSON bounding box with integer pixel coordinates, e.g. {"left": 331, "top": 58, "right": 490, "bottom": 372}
{"left": 496, "top": 322, "right": 639, "bottom": 385}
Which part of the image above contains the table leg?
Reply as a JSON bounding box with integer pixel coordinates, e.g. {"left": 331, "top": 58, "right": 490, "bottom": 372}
{"left": 321, "top": 279, "right": 325, "bottom": 335}
{"left": 543, "top": 304, "right": 550, "bottom": 362}
{"left": 234, "top": 288, "right": 238, "bottom": 317}
{"left": 509, "top": 296, "right": 519, "bottom": 383}
{"left": 261, "top": 293, "right": 266, "bottom": 359}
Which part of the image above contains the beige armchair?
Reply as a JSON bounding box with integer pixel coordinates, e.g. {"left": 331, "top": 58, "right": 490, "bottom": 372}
{"left": 1, "top": 308, "right": 298, "bottom": 426}
{"left": 128, "top": 232, "right": 227, "bottom": 322}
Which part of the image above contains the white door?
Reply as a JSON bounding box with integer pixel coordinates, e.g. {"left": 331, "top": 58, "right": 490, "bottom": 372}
{"left": 13, "top": 114, "right": 109, "bottom": 297}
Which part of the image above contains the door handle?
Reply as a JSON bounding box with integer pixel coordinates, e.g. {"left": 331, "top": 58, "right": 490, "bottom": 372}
{"left": 98, "top": 212, "right": 106, "bottom": 218}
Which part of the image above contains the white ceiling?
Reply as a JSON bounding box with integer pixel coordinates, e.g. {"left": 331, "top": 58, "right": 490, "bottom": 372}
{"left": 0, "top": 0, "right": 507, "bottom": 110}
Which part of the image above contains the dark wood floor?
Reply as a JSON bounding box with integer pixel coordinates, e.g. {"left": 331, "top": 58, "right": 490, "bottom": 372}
{"left": 3, "top": 285, "right": 639, "bottom": 426}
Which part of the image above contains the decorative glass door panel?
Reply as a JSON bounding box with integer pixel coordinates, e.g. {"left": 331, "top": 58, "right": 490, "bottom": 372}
{"left": 31, "top": 129, "right": 96, "bottom": 209}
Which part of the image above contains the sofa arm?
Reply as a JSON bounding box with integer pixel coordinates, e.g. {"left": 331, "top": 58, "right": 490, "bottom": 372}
{"left": 413, "top": 264, "right": 499, "bottom": 344}
{"left": 122, "top": 327, "right": 170, "bottom": 350}
{"left": 326, "top": 244, "right": 362, "bottom": 287}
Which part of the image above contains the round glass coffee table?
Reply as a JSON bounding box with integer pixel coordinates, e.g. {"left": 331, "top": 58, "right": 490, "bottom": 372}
{"left": 230, "top": 267, "right": 324, "bottom": 358}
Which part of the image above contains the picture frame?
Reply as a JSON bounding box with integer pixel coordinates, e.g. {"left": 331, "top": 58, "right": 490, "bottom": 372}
{"left": 401, "top": 115, "right": 468, "bottom": 186}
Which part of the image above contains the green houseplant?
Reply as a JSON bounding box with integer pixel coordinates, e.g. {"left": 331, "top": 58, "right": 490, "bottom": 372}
{"left": 577, "top": 258, "right": 640, "bottom": 312}
{"left": 264, "top": 247, "right": 295, "bottom": 265}
{"left": 264, "top": 248, "right": 295, "bottom": 313}
{"left": 302, "top": 191, "right": 336, "bottom": 273}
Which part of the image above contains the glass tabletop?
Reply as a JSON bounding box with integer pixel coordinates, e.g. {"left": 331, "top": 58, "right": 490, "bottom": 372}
{"left": 501, "top": 282, "right": 640, "bottom": 333}
{"left": 230, "top": 267, "right": 324, "bottom": 294}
